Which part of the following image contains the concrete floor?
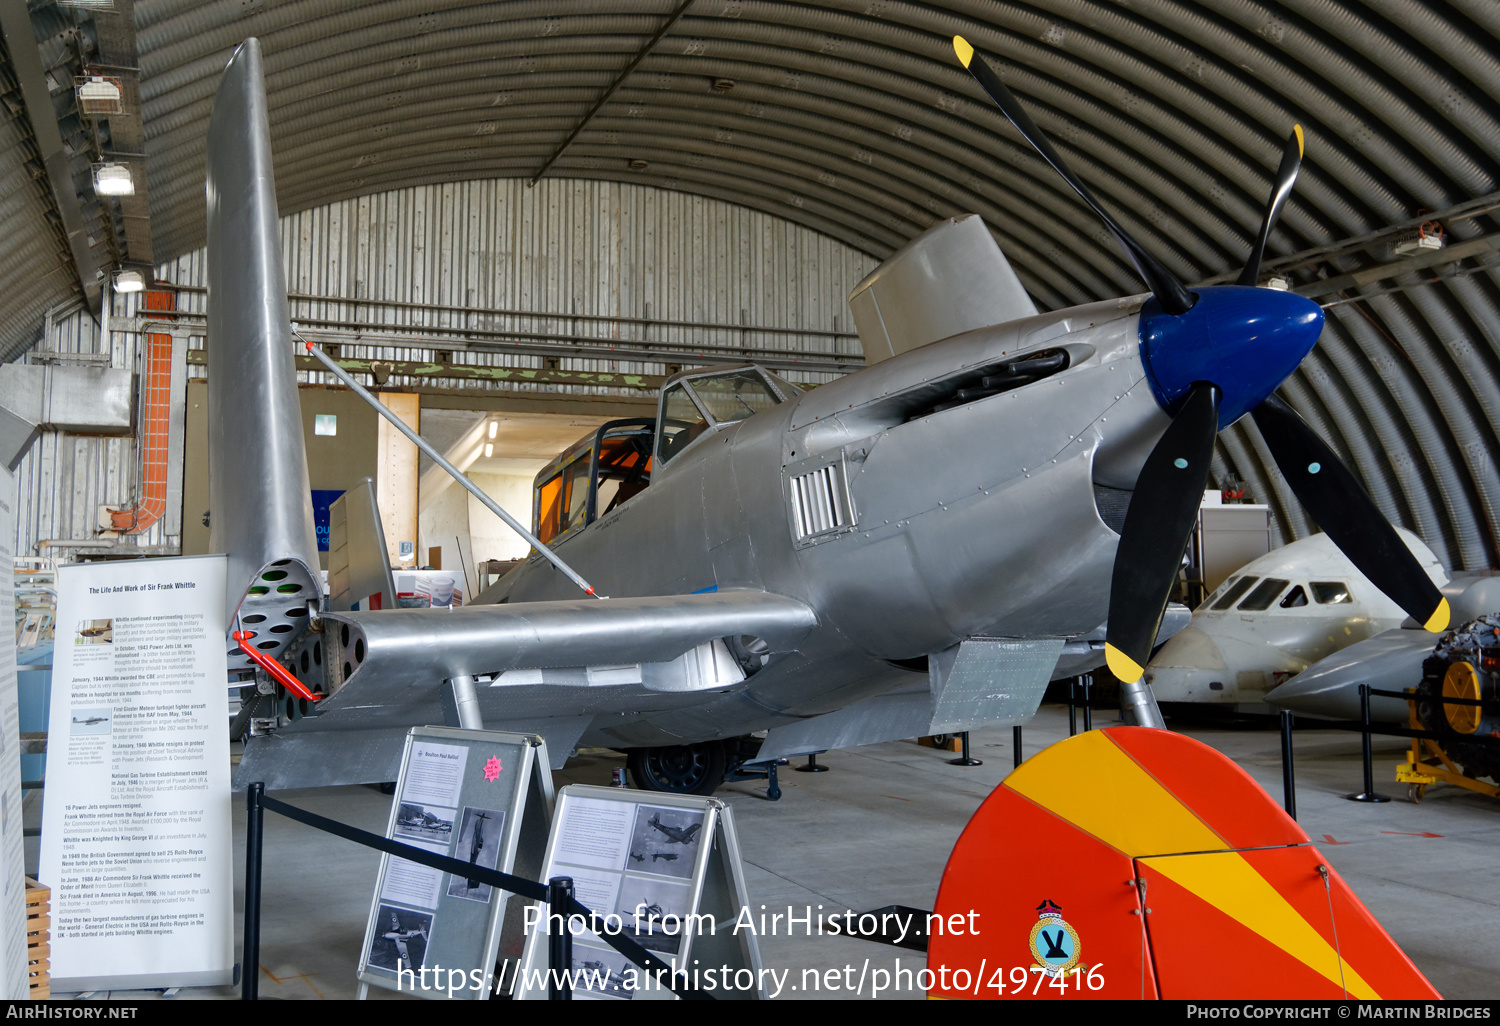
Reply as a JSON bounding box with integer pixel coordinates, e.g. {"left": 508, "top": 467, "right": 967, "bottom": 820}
{"left": 50, "top": 703, "right": 1500, "bottom": 1000}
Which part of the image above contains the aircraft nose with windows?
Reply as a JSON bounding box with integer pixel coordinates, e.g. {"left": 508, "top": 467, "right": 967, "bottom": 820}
{"left": 1146, "top": 531, "right": 1446, "bottom": 713}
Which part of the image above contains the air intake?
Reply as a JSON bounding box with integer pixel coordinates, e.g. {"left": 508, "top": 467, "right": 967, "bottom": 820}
{"left": 789, "top": 460, "right": 853, "bottom": 542}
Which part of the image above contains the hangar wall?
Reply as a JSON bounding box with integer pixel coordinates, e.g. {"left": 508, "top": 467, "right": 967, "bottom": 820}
{"left": 10, "top": 177, "right": 877, "bottom": 561}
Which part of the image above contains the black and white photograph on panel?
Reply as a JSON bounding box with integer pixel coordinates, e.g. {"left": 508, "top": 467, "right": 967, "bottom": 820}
{"left": 393, "top": 802, "right": 456, "bottom": 845}
{"left": 571, "top": 944, "right": 637, "bottom": 1001}
{"left": 626, "top": 805, "right": 703, "bottom": 880}
{"left": 446, "top": 806, "right": 506, "bottom": 903}
{"left": 69, "top": 707, "right": 112, "bottom": 735}
{"left": 614, "top": 876, "right": 693, "bottom": 954}
{"left": 367, "top": 904, "right": 433, "bottom": 974}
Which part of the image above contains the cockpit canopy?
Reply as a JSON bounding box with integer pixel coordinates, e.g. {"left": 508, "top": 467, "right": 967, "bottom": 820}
{"left": 532, "top": 418, "right": 654, "bottom": 545}
{"left": 656, "top": 365, "right": 800, "bottom": 464}
{"left": 530, "top": 364, "right": 797, "bottom": 545}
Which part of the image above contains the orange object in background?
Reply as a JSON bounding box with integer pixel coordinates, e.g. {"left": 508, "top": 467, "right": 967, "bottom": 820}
{"left": 110, "top": 287, "right": 176, "bottom": 533}
{"left": 928, "top": 727, "right": 1439, "bottom": 1000}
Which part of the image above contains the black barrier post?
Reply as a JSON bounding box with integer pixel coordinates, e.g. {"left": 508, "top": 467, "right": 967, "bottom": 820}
{"left": 1013, "top": 725, "right": 1023, "bottom": 769}
{"left": 1082, "top": 675, "right": 1093, "bottom": 732}
{"left": 1068, "top": 678, "right": 1077, "bottom": 736}
{"left": 949, "top": 731, "right": 983, "bottom": 767}
{"left": 794, "top": 752, "right": 829, "bottom": 773}
{"left": 1279, "top": 711, "right": 1296, "bottom": 820}
{"left": 548, "top": 877, "right": 574, "bottom": 999}
{"left": 1345, "top": 685, "right": 1391, "bottom": 803}
{"left": 243, "top": 782, "right": 265, "bottom": 1001}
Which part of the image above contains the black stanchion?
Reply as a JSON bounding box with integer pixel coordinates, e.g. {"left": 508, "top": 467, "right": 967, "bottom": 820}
{"left": 243, "top": 781, "right": 265, "bottom": 1001}
{"left": 1068, "top": 678, "right": 1077, "bottom": 736}
{"left": 1081, "top": 675, "right": 1093, "bottom": 732}
{"left": 794, "top": 753, "right": 829, "bottom": 773}
{"left": 1013, "top": 725, "right": 1023, "bottom": 769}
{"left": 548, "top": 877, "right": 574, "bottom": 1000}
{"left": 1279, "top": 710, "right": 1296, "bottom": 820}
{"left": 1345, "top": 684, "right": 1391, "bottom": 803}
{"left": 948, "top": 731, "right": 983, "bottom": 767}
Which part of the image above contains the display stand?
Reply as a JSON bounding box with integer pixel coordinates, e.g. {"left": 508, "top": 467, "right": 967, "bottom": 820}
{"left": 513, "top": 784, "right": 763, "bottom": 1001}
{"left": 38, "top": 554, "right": 235, "bottom": 993}
{"left": 355, "top": 727, "right": 554, "bottom": 1000}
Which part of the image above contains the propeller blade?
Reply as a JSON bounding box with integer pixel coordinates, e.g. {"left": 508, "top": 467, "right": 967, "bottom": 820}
{"left": 1105, "top": 382, "right": 1222, "bottom": 683}
{"left": 1251, "top": 394, "right": 1450, "bottom": 632}
{"left": 953, "top": 35, "right": 1195, "bottom": 316}
{"left": 1235, "top": 126, "right": 1305, "bottom": 287}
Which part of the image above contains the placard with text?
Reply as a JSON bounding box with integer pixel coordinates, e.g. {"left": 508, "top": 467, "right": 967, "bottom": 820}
{"left": 38, "top": 555, "right": 233, "bottom": 992}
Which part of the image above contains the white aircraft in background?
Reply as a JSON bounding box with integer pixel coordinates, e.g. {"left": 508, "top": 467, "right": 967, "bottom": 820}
{"left": 1145, "top": 530, "right": 1446, "bottom": 714}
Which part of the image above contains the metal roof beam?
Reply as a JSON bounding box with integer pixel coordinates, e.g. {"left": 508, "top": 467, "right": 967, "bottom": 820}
{"left": 527, "top": 0, "right": 695, "bottom": 187}
{"left": 1298, "top": 233, "right": 1500, "bottom": 300}
{"left": 0, "top": 0, "right": 100, "bottom": 315}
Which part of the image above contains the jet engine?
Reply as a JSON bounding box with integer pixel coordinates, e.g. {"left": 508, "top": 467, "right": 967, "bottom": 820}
{"left": 1416, "top": 616, "right": 1500, "bottom": 782}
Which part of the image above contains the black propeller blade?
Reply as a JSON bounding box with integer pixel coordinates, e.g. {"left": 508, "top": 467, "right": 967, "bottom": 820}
{"left": 1104, "top": 382, "right": 1222, "bottom": 683}
{"left": 1251, "top": 394, "right": 1450, "bottom": 633}
{"left": 1236, "top": 126, "right": 1304, "bottom": 288}
{"left": 953, "top": 36, "right": 1196, "bottom": 316}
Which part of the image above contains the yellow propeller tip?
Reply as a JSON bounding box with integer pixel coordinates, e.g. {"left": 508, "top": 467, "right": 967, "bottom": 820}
{"left": 953, "top": 36, "right": 974, "bottom": 68}
{"left": 1423, "top": 597, "right": 1451, "bottom": 633}
{"left": 1105, "top": 644, "right": 1144, "bottom": 684}
{"left": 1293, "top": 124, "right": 1304, "bottom": 157}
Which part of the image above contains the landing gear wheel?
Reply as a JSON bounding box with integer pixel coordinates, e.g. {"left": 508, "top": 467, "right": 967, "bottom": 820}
{"left": 1408, "top": 784, "right": 1426, "bottom": 804}
{"left": 628, "top": 741, "right": 727, "bottom": 795}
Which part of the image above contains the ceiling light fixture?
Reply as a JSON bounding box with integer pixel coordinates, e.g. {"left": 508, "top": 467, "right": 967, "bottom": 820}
{"left": 92, "top": 162, "right": 134, "bottom": 196}
{"left": 77, "top": 75, "right": 123, "bottom": 115}
{"left": 114, "top": 269, "right": 145, "bottom": 293}
{"left": 487, "top": 421, "right": 498, "bottom": 439}
{"left": 484, "top": 443, "right": 493, "bottom": 458}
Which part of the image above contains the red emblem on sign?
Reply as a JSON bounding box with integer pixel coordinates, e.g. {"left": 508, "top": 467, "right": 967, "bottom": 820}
{"left": 483, "top": 756, "right": 502, "bottom": 782}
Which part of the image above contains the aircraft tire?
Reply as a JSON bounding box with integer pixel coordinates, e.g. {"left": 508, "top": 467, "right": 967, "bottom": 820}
{"left": 627, "top": 741, "right": 727, "bottom": 795}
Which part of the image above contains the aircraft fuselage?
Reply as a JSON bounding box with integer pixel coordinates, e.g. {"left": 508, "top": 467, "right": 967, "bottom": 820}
{"left": 481, "top": 296, "right": 1170, "bottom": 747}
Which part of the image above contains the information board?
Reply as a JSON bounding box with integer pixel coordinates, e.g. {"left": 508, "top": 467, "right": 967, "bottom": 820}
{"left": 357, "top": 727, "right": 553, "bottom": 1000}
{"left": 514, "top": 785, "right": 763, "bottom": 1001}
{"left": 38, "top": 555, "right": 234, "bottom": 991}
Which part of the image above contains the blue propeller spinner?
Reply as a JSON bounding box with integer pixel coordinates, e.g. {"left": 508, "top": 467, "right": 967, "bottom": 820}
{"left": 1139, "top": 285, "right": 1325, "bottom": 430}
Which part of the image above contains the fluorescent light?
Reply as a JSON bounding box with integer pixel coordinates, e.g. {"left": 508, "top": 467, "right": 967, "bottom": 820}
{"left": 93, "top": 163, "right": 134, "bottom": 196}
{"left": 487, "top": 421, "right": 498, "bottom": 439}
{"left": 484, "top": 443, "right": 493, "bottom": 458}
{"left": 113, "top": 269, "right": 144, "bottom": 293}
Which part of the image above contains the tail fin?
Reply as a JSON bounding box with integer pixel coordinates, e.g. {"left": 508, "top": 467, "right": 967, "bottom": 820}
{"left": 206, "top": 38, "right": 321, "bottom": 670}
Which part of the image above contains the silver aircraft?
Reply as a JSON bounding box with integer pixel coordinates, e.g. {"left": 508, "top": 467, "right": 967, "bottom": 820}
{"left": 213, "top": 37, "right": 1449, "bottom": 794}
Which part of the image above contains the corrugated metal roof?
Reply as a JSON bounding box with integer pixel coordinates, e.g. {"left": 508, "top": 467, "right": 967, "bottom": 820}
{"left": 2, "top": 0, "right": 1499, "bottom": 566}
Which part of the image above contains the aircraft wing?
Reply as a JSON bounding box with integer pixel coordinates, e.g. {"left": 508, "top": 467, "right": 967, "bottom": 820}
{"left": 235, "top": 589, "right": 816, "bottom": 789}
{"left": 1263, "top": 627, "right": 1430, "bottom": 722}
{"left": 315, "top": 589, "right": 818, "bottom": 709}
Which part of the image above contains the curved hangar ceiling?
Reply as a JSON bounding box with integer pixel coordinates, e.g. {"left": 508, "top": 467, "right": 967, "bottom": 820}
{"left": 8, "top": 0, "right": 1500, "bottom": 568}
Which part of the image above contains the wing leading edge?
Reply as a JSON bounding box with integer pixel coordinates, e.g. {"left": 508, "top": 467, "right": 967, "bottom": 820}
{"left": 311, "top": 589, "right": 818, "bottom": 709}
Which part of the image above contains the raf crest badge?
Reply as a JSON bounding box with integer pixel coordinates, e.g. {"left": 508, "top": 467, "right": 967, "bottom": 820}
{"left": 1029, "top": 899, "right": 1083, "bottom": 978}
